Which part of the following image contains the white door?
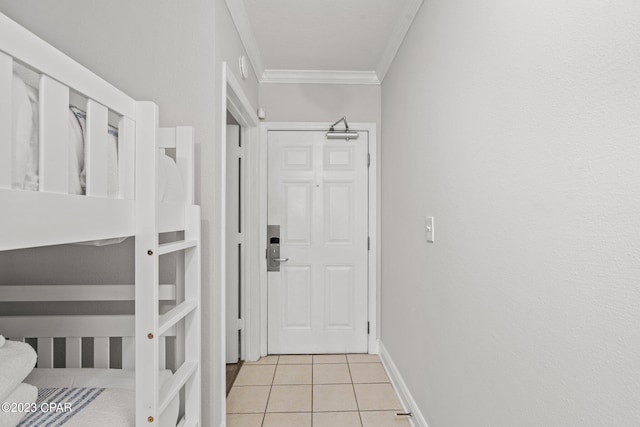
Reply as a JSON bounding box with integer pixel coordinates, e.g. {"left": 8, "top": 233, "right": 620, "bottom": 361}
{"left": 226, "top": 123, "right": 241, "bottom": 363}
{"left": 267, "top": 130, "right": 369, "bottom": 354}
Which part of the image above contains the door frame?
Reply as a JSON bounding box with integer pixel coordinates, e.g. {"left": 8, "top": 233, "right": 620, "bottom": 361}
{"left": 220, "top": 63, "right": 259, "bottom": 417}
{"left": 250, "top": 122, "right": 380, "bottom": 357}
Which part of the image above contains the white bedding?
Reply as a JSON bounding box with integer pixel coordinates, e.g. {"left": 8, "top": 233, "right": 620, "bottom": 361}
{"left": 10, "top": 68, "right": 185, "bottom": 203}
{"left": 24, "top": 368, "right": 179, "bottom": 427}
{"left": 0, "top": 382, "right": 37, "bottom": 427}
{"left": 0, "top": 340, "right": 37, "bottom": 403}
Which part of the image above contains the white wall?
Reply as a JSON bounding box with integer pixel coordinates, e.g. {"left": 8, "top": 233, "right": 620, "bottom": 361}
{"left": 381, "top": 1, "right": 640, "bottom": 426}
{"left": 0, "top": 2, "right": 258, "bottom": 426}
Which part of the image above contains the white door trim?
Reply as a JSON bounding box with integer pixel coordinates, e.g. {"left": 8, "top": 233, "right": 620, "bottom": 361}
{"left": 255, "top": 122, "right": 379, "bottom": 356}
{"left": 220, "top": 63, "right": 259, "bottom": 425}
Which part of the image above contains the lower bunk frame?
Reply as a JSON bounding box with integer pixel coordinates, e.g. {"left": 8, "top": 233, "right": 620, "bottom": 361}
{"left": 0, "top": 110, "right": 201, "bottom": 427}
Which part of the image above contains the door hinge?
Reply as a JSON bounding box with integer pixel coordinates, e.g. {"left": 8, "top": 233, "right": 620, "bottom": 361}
{"left": 367, "top": 322, "right": 370, "bottom": 335}
{"left": 367, "top": 152, "right": 371, "bottom": 167}
{"left": 367, "top": 237, "right": 370, "bottom": 251}
{"left": 237, "top": 318, "right": 244, "bottom": 330}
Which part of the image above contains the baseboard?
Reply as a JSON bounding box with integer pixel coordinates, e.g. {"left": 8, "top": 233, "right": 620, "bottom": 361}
{"left": 369, "top": 338, "right": 380, "bottom": 355}
{"left": 379, "top": 341, "right": 429, "bottom": 427}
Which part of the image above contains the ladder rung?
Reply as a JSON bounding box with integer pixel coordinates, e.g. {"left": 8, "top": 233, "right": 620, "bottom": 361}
{"left": 176, "top": 417, "right": 198, "bottom": 427}
{"left": 159, "top": 361, "right": 198, "bottom": 413}
{"left": 159, "top": 300, "right": 198, "bottom": 335}
{"left": 158, "top": 239, "right": 198, "bottom": 255}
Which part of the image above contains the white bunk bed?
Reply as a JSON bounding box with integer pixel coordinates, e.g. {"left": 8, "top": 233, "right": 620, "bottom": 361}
{"left": 0, "top": 12, "right": 201, "bottom": 427}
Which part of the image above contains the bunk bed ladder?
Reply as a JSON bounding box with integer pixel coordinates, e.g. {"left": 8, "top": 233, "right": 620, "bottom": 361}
{"left": 136, "top": 102, "right": 201, "bottom": 427}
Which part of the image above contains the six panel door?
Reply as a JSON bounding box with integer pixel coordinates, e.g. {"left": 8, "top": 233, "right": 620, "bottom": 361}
{"left": 267, "top": 130, "right": 369, "bottom": 354}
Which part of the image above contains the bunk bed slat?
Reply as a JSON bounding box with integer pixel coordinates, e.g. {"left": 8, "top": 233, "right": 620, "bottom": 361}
{"left": 177, "top": 419, "right": 197, "bottom": 427}
{"left": 1, "top": 315, "right": 135, "bottom": 338}
{"left": 37, "top": 337, "right": 54, "bottom": 368}
{"left": 175, "top": 248, "right": 186, "bottom": 370}
{"left": 177, "top": 418, "right": 198, "bottom": 427}
{"left": 158, "top": 300, "right": 198, "bottom": 335}
{"left": 1, "top": 316, "right": 177, "bottom": 338}
{"left": 184, "top": 206, "right": 202, "bottom": 424}
{"left": 39, "top": 75, "right": 69, "bottom": 193}
{"left": 0, "top": 52, "right": 12, "bottom": 189}
{"left": 158, "top": 239, "right": 198, "bottom": 255}
{"left": 0, "top": 284, "right": 177, "bottom": 302}
{"left": 118, "top": 116, "right": 135, "bottom": 199}
{"left": 65, "top": 337, "right": 82, "bottom": 368}
{"left": 85, "top": 99, "right": 109, "bottom": 197}
{"left": 159, "top": 361, "right": 197, "bottom": 413}
{"left": 93, "top": 337, "right": 110, "bottom": 368}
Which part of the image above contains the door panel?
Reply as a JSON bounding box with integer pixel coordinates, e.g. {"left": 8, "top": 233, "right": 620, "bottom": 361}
{"left": 267, "top": 130, "right": 368, "bottom": 354}
{"left": 283, "top": 266, "right": 312, "bottom": 329}
{"left": 324, "top": 265, "right": 354, "bottom": 329}
{"left": 283, "top": 181, "right": 312, "bottom": 244}
{"left": 324, "top": 182, "right": 354, "bottom": 244}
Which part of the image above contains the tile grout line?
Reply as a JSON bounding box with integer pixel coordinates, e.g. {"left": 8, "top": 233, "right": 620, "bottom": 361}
{"left": 260, "top": 358, "right": 278, "bottom": 427}
{"left": 347, "top": 357, "right": 365, "bottom": 427}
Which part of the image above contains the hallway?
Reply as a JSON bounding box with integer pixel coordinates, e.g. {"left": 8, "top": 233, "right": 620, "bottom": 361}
{"left": 227, "top": 354, "right": 411, "bottom": 427}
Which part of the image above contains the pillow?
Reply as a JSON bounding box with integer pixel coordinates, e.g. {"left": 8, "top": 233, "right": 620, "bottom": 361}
{"left": 15, "top": 74, "right": 86, "bottom": 194}
{"left": 11, "top": 73, "right": 34, "bottom": 190}
{"left": 158, "top": 154, "right": 185, "bottom": 203}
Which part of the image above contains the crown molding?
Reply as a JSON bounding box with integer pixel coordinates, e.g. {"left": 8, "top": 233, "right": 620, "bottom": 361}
{"left": 261, "top": 69, "right": 380, "bottom": 85}
{"left": 227, "top": 0, "right": 423, "bottom": 85}
{"left": 375, "top": 0, "right": 424, "bottom": 83}
{"left": 225, "top": 0, "right": 265, "bottom": 80}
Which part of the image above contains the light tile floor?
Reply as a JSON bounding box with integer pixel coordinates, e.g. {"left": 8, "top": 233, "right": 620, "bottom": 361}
{"left": 227, "top": 354, "right": 412, "bottom": 427}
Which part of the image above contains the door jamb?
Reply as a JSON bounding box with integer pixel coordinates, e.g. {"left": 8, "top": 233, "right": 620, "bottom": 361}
{"left": 220, "top": 63, "right": 259, "bottom": 411}
{"left": 252, "top": 122, "right": 379, "bottom": 357}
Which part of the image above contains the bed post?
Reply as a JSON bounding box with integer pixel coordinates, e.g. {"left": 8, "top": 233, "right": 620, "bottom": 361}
{"left": 135, "top": 101, "right": 160, "bottom": 426}
{"left": 181, "top": 129, "right": 201, "bottom": 426}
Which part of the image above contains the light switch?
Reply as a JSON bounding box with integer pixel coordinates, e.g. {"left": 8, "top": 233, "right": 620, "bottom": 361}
{"left": 425, "top": 216, "right": 434, "bottom": 243}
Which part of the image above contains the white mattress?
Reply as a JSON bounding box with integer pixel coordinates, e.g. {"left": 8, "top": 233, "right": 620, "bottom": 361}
{"left": 10, "top": 67, "right": 185, "bottom": 203}
{"left": 24, "top": 368, "right": 179, "bottom": 427}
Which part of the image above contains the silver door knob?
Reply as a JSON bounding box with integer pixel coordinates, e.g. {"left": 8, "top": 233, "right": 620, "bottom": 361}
{"left": 274, "top": 258, "right": 289, "bottom": 263}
